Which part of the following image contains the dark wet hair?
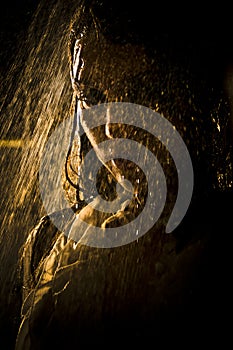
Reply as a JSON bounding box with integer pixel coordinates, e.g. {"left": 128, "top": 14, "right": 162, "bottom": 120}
{"left": 66, "top": 0, "right": 232, "bottom": 200}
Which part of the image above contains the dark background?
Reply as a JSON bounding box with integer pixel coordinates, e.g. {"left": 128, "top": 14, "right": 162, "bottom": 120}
{"left": 1, "top": 1, "right": 233, "bottom": 80}
{"left": 0, "top": 1, "right": 233, "bottom": 348}
{"left": 0, "top": 1, "right": 39, "bottom": 74}
{"left": 1, "top": 1, "right": 233, "bottom": 115}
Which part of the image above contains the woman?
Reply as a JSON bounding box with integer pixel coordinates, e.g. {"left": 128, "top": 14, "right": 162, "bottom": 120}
{"left": 15, "top": 1, "right": 232, "bottom": 348}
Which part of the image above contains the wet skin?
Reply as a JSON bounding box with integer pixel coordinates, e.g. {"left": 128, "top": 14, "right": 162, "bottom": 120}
{"left": 15, "top": 3, "right": 233, "bottom": 349}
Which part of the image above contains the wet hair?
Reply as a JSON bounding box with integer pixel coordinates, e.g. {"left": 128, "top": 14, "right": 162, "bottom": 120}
{"left": 64, "top": 0, "right": 232, "bottom": 207}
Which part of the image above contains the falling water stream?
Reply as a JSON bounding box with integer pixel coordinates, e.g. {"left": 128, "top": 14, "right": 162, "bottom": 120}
{"left": 0, "top": 1, "right": 80, "bottom": 345}
{"left": 0, "top": 1, "right": 233, "bottom": 348}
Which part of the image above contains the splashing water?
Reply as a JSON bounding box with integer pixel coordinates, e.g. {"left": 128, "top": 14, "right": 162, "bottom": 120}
{"left": 0, "top": 1, "right": 80, "bottom": 345}
{"left": 0, "top": 0, "right": 233, "bottom": 348}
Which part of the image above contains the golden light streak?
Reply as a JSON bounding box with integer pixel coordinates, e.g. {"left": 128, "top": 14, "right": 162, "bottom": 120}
{"left": 0, "top": 139, "right": 25, "bottom": 148}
